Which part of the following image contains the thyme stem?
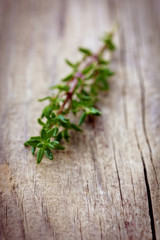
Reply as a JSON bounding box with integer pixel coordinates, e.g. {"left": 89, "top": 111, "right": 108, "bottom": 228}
{"left": 58, "top": 43, "right": 108, "bottom": 114}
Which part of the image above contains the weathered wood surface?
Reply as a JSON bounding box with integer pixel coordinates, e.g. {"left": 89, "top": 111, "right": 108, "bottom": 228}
{"left": 0, "top": 0, "right": 160, "bottom": 239}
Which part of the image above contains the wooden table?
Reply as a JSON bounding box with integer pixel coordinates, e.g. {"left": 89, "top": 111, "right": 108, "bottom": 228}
{"left": 0, "top": 0, "right": 160, "bottom": 239}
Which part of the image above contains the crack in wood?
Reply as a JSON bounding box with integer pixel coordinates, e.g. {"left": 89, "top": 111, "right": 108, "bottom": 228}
{"left": 129, "top": 169, "right": 136, "bottom": 206}
{"left": 79, "top": 218, "right": 83, "bottom": 240}
{"left": 134, "top": 28, "right": 159, "bottom": 190}
{"left": 135, "top": 130, "right": 156, "bottom": 240}
{"left": 112, "top": 139, "right": 124, "bottom": 207}
{"left": 99, "top": 217, "right": 103, "bottom": 240}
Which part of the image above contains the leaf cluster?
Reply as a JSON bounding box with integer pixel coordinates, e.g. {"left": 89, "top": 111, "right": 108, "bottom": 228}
{"left": 24, "top": 32, "right": 116, "bottom": 163}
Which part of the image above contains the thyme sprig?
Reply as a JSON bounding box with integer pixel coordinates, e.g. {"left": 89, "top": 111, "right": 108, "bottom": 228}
{"left": 24, "top": 32, "right": 116, "bottom": 163}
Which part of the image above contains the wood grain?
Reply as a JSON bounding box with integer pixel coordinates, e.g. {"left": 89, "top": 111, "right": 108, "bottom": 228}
{"left": 0, "top": 0, "right": 160, "bottom": 239}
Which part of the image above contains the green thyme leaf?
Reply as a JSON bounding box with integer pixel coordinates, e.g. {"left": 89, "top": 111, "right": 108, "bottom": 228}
{"left": 56, "top": 115, "right": 69, "bottom": 124}
{"left": 38, "top": 96, "right": 51, "bottom": 102}
{"left": 37, "top": 148, "right": 44, "bottom": 164}
{"left": 45, "top": 148, "right": 53, "bottom": 160}
{"left": 38, "top": 118, "right": 45, "bottom": 126}
{"left": 70, "top": 123, "right": 82, "bottom": 132}
{"left": 24, "top": 140, "right": 40, "bottom": 147}
{"left": 41, "top": 105, "right": 53, "bottom": 118}
{"left": 63, "top": 129, "right": 70, "bottom": 142}
{"left": 86, "top": 107, "right": 101, "bottom": 116}
{"left": 30, "top": 136, "right": 42, "bottom": 141}
{"left": 62, "top": 73, "right": 74, "bottom": 82}
{"left": 37, "top": 143, "right": 44, "bottom": 148}
{"left": 78, "top": 47, "right": 92, "bottom": 56}
{"left": 54, "top": 144, "right": 65, "bottom": 150}
{"left": 98, "top": 57, "right": 109, "bottom": 65}
{"left": 65, "top": 59, "right": 79, "bottom": 70}
{"left": 31, "top": 147, "right": 36, "bottom": 155}
{"left": 47, "top": 143, "right": 54, "bottom": 149}
{"left": 79, "top": 112, "right": 87, "bottom": 126}
{"left": 47, "top": 127, "right": 59, "bottom": 138}
{"left": 53, "top": 127, "right": 59, "bottom": 137}
{"left": 102, "top": 33, "right": 116, "bottom": 51}
{"left": 50, "top": 141, "right": 59, "bottom": 147}
{"left": 82, "top": 64, "right": 94, "bottom": 75}
{"left": 50, "top": 84, "right": 70, "bottom": 91}
{"left": 41, "top": 128, "right": 48, "bottom": 140}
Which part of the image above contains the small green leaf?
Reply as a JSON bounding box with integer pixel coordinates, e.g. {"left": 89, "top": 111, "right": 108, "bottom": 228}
{"left": 55, "top": 132, "right": 63, "bottom": 142}
{"left": 46, "top": 143, "right": 54, "bottom": 149}
{"left": 102, "top": 33, "right": 115, "bottom": 51}
{"left": 37, "top": 143, "right": 44, "bottom": 148}
{"left": 38, "top": 118, "right": 45, "bottom": 126}
{"left": 53, "top": 127, "right": 59, "bottom": 137}
{"left": 86, "top": 107, "right": 101, "bottom": 116}
{"left": 77, "top": 93, "right": 91, "bottom": 100}
{"left": 24, "top": 140, "right": 40, "bottom": 147}
{"left": 63, "top": 129, "right": 70, "bottom": 142}
{"left": 78, "top": 47, "right": 92, "bottom": 56}
{"left": 85, "top": 72, "right": 95, "bottom": 80}
{"left": 98, "top": 57, "right": 109, "bottom": 65}
{"left": 65, "top": 59, "right": 74, "bottom": 67}
{"left": 54, "top": 144, "right": 65, "bottom": 150}
{"left": 50, "top": 84, "right": 69, "bottom": 91}
{"left": 65, "top": 59, "right": 78, "bottom": 69}
{"left": 56, "top": 115, "right": 69, "bottom": 124}
{"left": 90, "top": 85, "right": 98, "bottom": 96}
{"left": 97, "top": 67, "right": 114, "bottom": 77}
{"left": 24, "top": 141, "right": 29, "bottom": 146}
{"left": 45, "top": 148, "right": 53, "bottom": 160}
{"left": 98, "top": 80, "right": 109, "bottom": 91}
{"left": 72, "top": 99, "right": 93, "bottom": 110}
{"left": 51, "top": 112, "right": 56, "bottom": 118}
{"left": 79, "top": 112, "right": 87, "bottom": 126}
{"left": 50, "top": 141, "right": 59, "bottom": 147}
{"left": 41, "top": 128, "right": 48, "bottom": 140}
{"left": 31, "top": 147, "right": 36, "bottom": 155}
{"left": 38, "top": 96, "right": 51, "bottom": 102}
{"left": 30, "top": 136, "right": 42, "bottom": 141}
{"left": 62, "top": 73, "right": 74, "bottom": 82}
{"left": 70, "top": 123, "right": 82, "bottom": 132}
{"left": 82, "top": 64, "right": 94, "bottom": 75}
{"left": 47, "top": 127, "right": 56, "bottom": 138}
{"left": 41, "top": 105, "right": 53, "bottom": 118}
{"left": 37, "top": 148, "right": 44, "bottom": 164}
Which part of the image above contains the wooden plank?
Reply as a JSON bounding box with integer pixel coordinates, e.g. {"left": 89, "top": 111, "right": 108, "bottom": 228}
{"left": 0, "top": 0, "right": 159, "bottom": 239}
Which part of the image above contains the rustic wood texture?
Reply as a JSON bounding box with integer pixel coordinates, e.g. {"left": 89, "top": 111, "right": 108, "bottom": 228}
{"left": 0, "top": 0, "right": 160, "bottom": 239}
